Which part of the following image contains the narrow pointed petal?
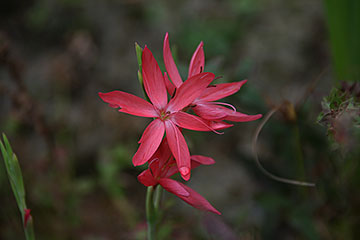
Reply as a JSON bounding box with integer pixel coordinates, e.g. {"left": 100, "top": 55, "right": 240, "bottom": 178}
{"left": 163, "top": 33, "right": 183, "bottom": 88}
{"left": 164, "top": 155, "right": 215, "bottom": 178}
{"left": 191, "top": 155, "right": 215, "bottom": 165}
{"left": 212, "top": 105, "right": 262, "bottom": 122}
{"left": 148, "top": 158, "right": 161, "bottom": 177}
{"left": 163, "top": 163, "right": 179, "bottom": 178}
{"left": 199, "top": 80, "right": 247, "bottom": 102}
{"left": 159, "top": 178, "right": 189, "bottom": 197}
{"left": 142, "top": 46, "right": 168, "bottom": 109}
{"left": 191, "top": 155, "right": 215, "bottom": 170}
{"left": 99, "top": 91, "right": 157, "bottom": 117}
{"left": 148, "top": 139, "right": 172, "bottom": 178}
{"left": 192, "top": 102, "right": 228, "bottom": 120}
{"left": 164, "top": 72, "right": 175, "bottom": 96}
{"left": 188, "top": 41, "right": 205, "bottom": 78}
{"left": 165, "top": 120, "right": 191, "bottom": 181}
{"left": 133, "top": 119, "right": 165, "bottom": 166}
{"left": 210, "top": 121, "right": 234, "bottom": 130}
{"left": 171, "top": 111, "right": 221, "bottom": 132}
{"left": 138, "top": 169, "right": 157, "bottom": 186}
{"left": 161, "top": 179, "right": 221, "bottom": 215}
{"left": 167, "top": 72, "right": 215, "bottom": 112}
{"left": 225, "top": 112, "right": 262, "bottom": 122}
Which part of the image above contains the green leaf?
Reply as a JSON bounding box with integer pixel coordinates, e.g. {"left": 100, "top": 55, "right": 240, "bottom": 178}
{"left": 0, "top": 133, "right": 35, "bottom": 240}
{"left": 2, "top": 133, "right": 13, "bottom": 158}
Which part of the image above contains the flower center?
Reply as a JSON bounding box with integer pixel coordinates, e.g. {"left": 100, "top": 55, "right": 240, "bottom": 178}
{"left": 159, "top": 110, "right": 171, "bottom": 121}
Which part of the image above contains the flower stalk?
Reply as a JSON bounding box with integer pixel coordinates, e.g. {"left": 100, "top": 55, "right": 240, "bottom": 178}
{"left": 154, "top": 185, "right": 163, "bottom": 212}
{"left": 146, "top": 186, "right": 156, "bottom": 240}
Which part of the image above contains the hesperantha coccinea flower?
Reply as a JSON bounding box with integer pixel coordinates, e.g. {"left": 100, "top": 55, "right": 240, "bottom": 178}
{"left": 99, "top": 34, "right": 262, "bottom": 237}
{"left": 138, "top": 139, "right": 221, "bottom": 215}
{"left": 99, "top": 45, "right": 228, "bottom": 181}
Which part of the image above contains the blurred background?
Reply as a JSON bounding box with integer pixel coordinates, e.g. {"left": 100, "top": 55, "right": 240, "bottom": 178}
{"left": 1, "top": 0, "right": 359, "bottom": 239}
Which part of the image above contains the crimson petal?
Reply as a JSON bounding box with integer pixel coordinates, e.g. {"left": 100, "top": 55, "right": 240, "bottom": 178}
{"left": 212, "top": 105, "right": 262, "bottom": 122}
{"left": 99, "top": 91, "right": 157, "bottom": 118}
{"left": 164, "top": 72, "right": 176, "bottom": 96}
{"left": 171, "top": 111, "right": 220, "bottom": 132}
{"left": 199, "top": 80, "right": 247, "bottom": 102}
{"left": 163, "top": 33, "right": 183, "bottom": 88}
{"left": 192, "top": 102, "right": 228, "bottom": 121}
{"left": 225, "top": 112, "right": 262, "bottom": 122}
{"left": 142, "top": 46, "right": 168, "bottom": 109}
{"left": 158, "top": 178, "right": 189, "bottom": 197}
{"left": 164, "top": 155, "right": 215, "bottom": 179}
{"left": 167, "top": 72, "right": 215, "bottom": 112}
{"left": 209, "top": 121, "right": 234, "bottom": 130}
{"left": 138, "top": 169, "right": 157, "bottom": 186}
{"left": 133, "top": 119, "right": 165, "bottom": 166}
{"left": 188, "top": 41, "right": 205, "bottom": 78}
{"left": 191, "top": 155, "right": 215, "bottom": 165}
{"left": 165, "top": 120, "right": 191, "bottom": 181}
{"left": 149, "top": 139, "right": 172, "bottom": 178}
{"left": 160, "top": 179, "right": 221, "bottom": 215}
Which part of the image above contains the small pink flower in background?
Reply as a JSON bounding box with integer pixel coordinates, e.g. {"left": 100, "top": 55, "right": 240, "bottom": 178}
{"left": 163, "top": 33, "right": 262, "bottom": 123}
{"left": 138, "top": 139, "right": 220, "bottom": 215}
{"left": 99, "top": 46, "right": 225, "bottom": 181}
{"left": 24, "top": 208, "right": 31, "bottom": 227}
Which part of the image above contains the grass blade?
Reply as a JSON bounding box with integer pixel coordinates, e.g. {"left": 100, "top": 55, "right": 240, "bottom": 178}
{"left": 1, "top": 133, "right": 36, "bottom": 240}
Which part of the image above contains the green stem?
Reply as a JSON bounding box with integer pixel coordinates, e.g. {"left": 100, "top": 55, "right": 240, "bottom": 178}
{"left": 154, "top": 185, "right": 163, "bottom": 212}
{"left": 24, "top": 222, "right": 35, "bottom": 240}
{"left": 146, "top": 186, "right": 155, "bottom": 240}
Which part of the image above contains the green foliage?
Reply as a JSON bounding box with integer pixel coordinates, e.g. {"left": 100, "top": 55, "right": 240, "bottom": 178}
{"left": 258, "top": 193, "right": 319, "bottom": 240}
{"left": 0, "top": 134, "right": 35, "bottom": 240}
{"left": 97, "top": 144, "right": 139, "bottom": 227}
{"left": 0, "top": 134, "right": 25, "bottom": 216}
{"left": 289, "top": 205, "right": 319, "bottom": 240}
{"left": 157, "top": 220, "right": 173, "bottom": 240}
{"left": 318, "top": 84, "right": 360, "bottom": 146}
{"left": 98, "top": 144, "right": 131, "bottom": 197}
{"left": 324, "top": 0, "right": 360, "bottom": 82}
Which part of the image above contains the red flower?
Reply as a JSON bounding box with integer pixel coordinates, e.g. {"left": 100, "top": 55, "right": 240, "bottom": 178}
{"left": 138, "top": 139, "right": 220, "bottom": 215}
{"left": 99, "top": 46, "right": 223, "bottom": 180}
{"left": 163, "top": 33, "right": 262, "bottom": 123}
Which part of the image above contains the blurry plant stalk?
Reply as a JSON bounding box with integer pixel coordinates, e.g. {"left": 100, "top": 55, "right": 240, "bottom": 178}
{"left": 146, "top": 185, "right": 163, "bottom": 240}
{"left": 0, "top": 134, "right": 35, "bottom": 240}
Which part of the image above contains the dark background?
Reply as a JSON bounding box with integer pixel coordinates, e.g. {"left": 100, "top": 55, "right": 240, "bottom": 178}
{"left": 1, "top": 0, "right": 359, "bottom": 239}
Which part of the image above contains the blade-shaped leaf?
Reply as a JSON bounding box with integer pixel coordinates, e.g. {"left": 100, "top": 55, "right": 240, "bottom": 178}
{"left": 1, "top": 133, "right": 35, "bottom": 240}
